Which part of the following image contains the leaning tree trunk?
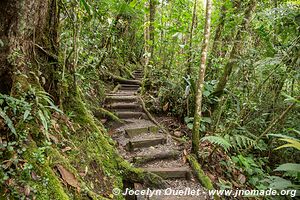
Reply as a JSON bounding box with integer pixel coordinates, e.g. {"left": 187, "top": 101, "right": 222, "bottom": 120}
{"left": 0, "top": 0, "right": 59, "bottom": 98}
{"left": 206, "top": 3, "right": 226, "bottom": 80}
{"left": 191, "top": 0, "right": 212, "bottom": 155}
{"left": 212, "top": 0, "right": 256, "bottom": 98}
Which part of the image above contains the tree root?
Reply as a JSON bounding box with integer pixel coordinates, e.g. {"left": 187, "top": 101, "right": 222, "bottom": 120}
{"left": 96, "top": 107, "right": 123, "bottom": 123}
{"left": 119, "top": 161, "right": 168, "bottom": 189}
{"left": 112, "top": 84, "right": 121, "bottom": 93}
{"left": 187, "top": 154, "right": 220, "bottom": 200}
{"left": 139, "top": 97, "right": 187, "bottom": 144}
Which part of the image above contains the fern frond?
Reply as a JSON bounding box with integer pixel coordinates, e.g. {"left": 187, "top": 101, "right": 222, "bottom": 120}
{"left": 201, "top": 136, "right": 232, "bottom": 151}
{"left": 224, "top": 134, "right": 255, "bottom": 150}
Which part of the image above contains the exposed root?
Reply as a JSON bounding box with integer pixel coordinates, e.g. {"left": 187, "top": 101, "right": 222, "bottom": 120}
{"left": 119, "top": 161, "right": 168, "bottom": 189}
{"left": 139, "top": 96, "right": 187, "bottom": 144}
{"left": 97, "top": 107, "right": 123, "bottom": 123}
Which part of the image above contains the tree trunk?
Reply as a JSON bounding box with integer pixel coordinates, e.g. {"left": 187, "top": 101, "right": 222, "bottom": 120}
{"left": 191, "top": 0, "right": 212, "bottom": 155}
{"left": 212, "top": 0, "right": 256, "bottom": 97}
{"left": 0, "top": 0, "right": 59, "bottom": 97}
{"left": 206, "top": 3, "right": 226, "bottom": 79}
{"left": 186, "top": 0, "right": 198, "bottom": 76}
{"left": 149, "top": 0, "right": 156, "bottom": 57}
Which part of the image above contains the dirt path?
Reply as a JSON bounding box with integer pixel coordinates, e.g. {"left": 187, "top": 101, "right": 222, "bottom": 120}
{"left": 104, "top": 70, "right": 209, "bottom": 200}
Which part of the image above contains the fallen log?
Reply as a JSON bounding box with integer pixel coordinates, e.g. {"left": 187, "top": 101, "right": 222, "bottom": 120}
{"left": 107, "top": 71, "right": 141, "bottom": 85}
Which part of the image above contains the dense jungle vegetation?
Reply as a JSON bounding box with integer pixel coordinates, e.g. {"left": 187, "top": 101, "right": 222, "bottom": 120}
{"left": 0, "top": 0, "right": 299, "bottom": 199}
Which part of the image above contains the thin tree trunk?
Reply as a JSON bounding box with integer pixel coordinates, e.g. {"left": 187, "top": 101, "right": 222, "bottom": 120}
{"left": 206, "top": 3, "right": 226, "bottom": 79}
{"left": 191, "top": 0, "right": 213, "bottom": 155}
{"left": 212, "top": 0, "right": 256, "bottom": 97}
{"left": 144, "top": 2, "right": 150, "bottom": 67}
{"left": 149, "top": 0, "right": 156, "bottom": 57}
{"left": 186, "top": 0, "right": 198, "bottom": 76}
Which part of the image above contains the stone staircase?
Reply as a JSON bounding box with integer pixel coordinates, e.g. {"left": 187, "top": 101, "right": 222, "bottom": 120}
{"left": 104, "top": 70, "right": 208, "bottom": 200}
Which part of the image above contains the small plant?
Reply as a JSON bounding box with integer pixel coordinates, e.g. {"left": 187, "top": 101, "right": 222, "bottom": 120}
{"left": 264, "top": 132, "right": 300, "bottom": 191}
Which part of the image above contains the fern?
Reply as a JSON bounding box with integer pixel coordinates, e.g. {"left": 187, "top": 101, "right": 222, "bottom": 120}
{"left": 224, "top": 134, "right": 255, "bottom": 150}
{"left": 201, "top": 136, "right": 232, "bottom": 152}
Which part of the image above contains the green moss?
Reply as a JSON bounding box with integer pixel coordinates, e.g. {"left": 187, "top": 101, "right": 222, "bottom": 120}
{"left": 187, "top": 154, "right": 220, "bottom": 200}
{"left": 187, "top": 154, "right": 214, "bottom": 190}
{"left": 22, "top": 141, "right": 70, "bottom": 200}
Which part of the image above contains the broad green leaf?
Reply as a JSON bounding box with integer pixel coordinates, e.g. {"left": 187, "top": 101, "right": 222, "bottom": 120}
{"left": 187, "top": 123, "right": 193, "bottom": 130}
{"left": 0, "top": 108, "right": 16, "bottom": 136}
{"left": 23, "top": 110, "right": 31, "bottom": 121}
{"left": 80, "top": 0, "right": 91, "bottom": 15}
{"left": 129, "top": 0, "right": 137, "bottom": 7}
{"left": 201, "top": 117, "right": 212, "bottom": 123}
{"left": 275, "top": 138, "right": 300, "bottom": 151}
{"left": 274, "top": 163, "right": 300, "bottom": 172}
{"left": 268, "top": 176, "right": 293, "bottom": 190}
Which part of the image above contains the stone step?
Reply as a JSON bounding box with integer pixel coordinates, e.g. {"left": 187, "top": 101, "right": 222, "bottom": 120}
{"left": 126, "top": 137, "right": 167, "bottom": 151}
{"left": 117, "top": 79, "right": 141, "bottom": 85}
{"left": 116, "top": 111, "right": 147, "bottom": 119}
{"left": 106, "top": 103, "right": 142, "bottom": 112}
{"left": 125, "top": 125, "right": 159, "bottom": 137}
{"left": 106, "top": 102, "right": 140, "bottom": 109}
{"left": 143, "top": 167, "right": 192, "bottom": 180}
{"left": 106, "top": 92, "right": 135, "bottom": 96}
{"left": 133, "top": 150, "right": 181, "bottom": 165}
{"left": 119, "top": 87, "right": 139, "bottom": 91}
{"left": 105, "top": 96, "right": 138, "bottom": 103}
{"left": 120, "top": 84, "right": 140, "bottom": 87}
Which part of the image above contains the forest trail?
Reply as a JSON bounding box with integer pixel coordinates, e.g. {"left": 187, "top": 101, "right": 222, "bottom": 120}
{"left": 104, "top": 70, "right": 209, "bottom": 200}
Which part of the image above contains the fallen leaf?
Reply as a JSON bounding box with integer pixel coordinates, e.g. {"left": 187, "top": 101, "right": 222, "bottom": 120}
{"left": 51, "top": 119, "right": 60, "bottom": 132}
{"left": 56, "top": 164, "right": 80, "bottom": 190}
{"left": 183, "top": 149, "right": 188, "bottom": 156}
{"left": 31, "top": 171, "right": 38, "bottom": 180}
{"left": 78, "top": 173, "right": 85, "bottom": 177}
{"left": 207, "top": 173, "right": 216, "bottom": 181}
{"left": 163, "top": 102, "right": 169, "bottom": 112}
{"left": 49, "top": 134, "right": 59, "bottom": 144}
{"left": 84, "top": 166, "right": 88, "bottom": 176}
{"left": 2, "top": 160, "right": 13, "bottom": 169}
{"left": 174, "top": 131, "right": 182, "bottom": 137}
{"left": 232, "top": 180, "right": 240, "bottom": 188}
{"left": 238, "top": 174, "right": 246, "bottom": 184}
{"left": 182, "top": 155, "right": 187, "bottom": 164}
{"left": 62, "top": 146, "right": 72, "bottom": 152}
{"left": 24, "top": 185, "right": 31, "bottom": 196}
{"left": 101, "top": 119, "right": 108, "bottom": 124}
{"left": 5, "top": 179, "right": 14, "bottom": 186}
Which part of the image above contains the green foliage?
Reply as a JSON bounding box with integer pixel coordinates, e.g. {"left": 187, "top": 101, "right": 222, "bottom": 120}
{"left": 274, "top": 163, "right": 300, "bottom": 173}
{"left": 264, "top": 132, "right": 300, "bottom": 192}
{"left": 224, "top": 134, "right": 256, "bottom": 150}
{"left": 201, "top": 135, "right": 232, "bottom": 152}
{"left": 0, "top": 93, "right": 32, "bottom": 138}
{"left": 231, "top": 155, "right": 269, "bottom": 189}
